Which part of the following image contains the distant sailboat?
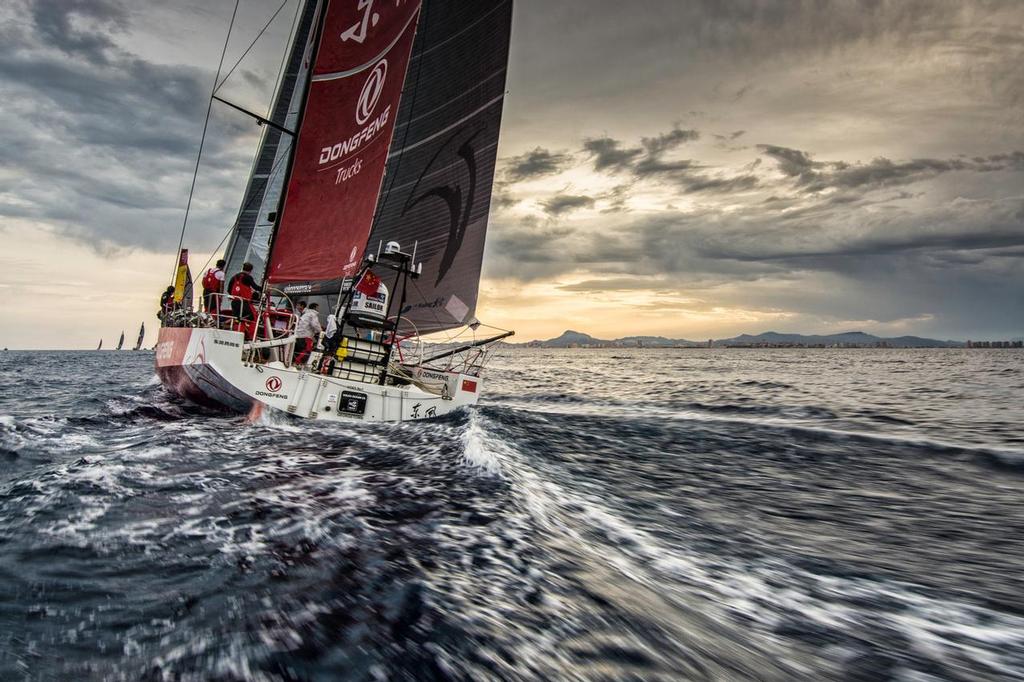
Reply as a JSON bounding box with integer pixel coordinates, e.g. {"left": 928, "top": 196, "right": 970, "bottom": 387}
{"left": 96, "top": 340, "right": 103, "bottom": 351}
{"left": 116, "top": 331, "right": 125, "bottom": 351}
{"left": 133, "top": 323, "right": 145, "bottom": 351}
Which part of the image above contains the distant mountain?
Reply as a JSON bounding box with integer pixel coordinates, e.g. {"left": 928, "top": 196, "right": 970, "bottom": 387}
{"left": 535, "top": 330, "right": 608, "bottom": 348}
{"left": 616, "top": 335, "right": 700, "bottom": 347}
{"left": 525, "top": 330, "right": 965, "bottom": 348}
{"left": 715, "top": 331, "right": 963, "bottom": 348}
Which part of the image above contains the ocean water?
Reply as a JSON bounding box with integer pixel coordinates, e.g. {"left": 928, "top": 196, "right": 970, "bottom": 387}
{"left": 0, "top": 348, "right": 1022, "bottom": 681}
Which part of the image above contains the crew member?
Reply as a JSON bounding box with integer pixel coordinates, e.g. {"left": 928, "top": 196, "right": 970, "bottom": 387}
{"left": 293, "top": 302, "right": 322, "bottom": 365}
{"left": 226, "top": 262, "right": 262, "bottom": 339}
{"left": 201, "top": 259, "right": 226, "bottom": 318}
{"left": 158, "top": 286, "right": 175, "bottom": 321}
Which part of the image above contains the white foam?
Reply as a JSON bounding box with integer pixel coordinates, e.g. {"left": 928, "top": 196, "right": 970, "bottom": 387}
{"left": 458, "top": 411, "right": 505, "bottom": 477}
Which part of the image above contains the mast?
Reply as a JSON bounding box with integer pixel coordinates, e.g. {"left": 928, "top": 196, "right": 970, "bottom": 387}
{"left": 223, "top": 0, "right": 323, "bottom": 281}
{"left": 260, "top": 0, "right": 328, "bottom": 292}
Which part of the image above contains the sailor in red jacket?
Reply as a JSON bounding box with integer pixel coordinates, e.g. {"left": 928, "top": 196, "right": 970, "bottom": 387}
{"left": 201, "top": 259, "right": 226, "bottom": 316}
{"left": 226, "top": 262, "right": 262, "bottom": 338}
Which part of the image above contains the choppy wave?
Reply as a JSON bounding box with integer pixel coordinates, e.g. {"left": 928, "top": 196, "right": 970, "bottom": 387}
{"left": 1, "top": 348, "right": 1023, "bottom": 680}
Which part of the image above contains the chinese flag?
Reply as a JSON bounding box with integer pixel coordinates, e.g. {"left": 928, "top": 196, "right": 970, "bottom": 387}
{"left": 355, "top": 271, "right": 381, "bottom": 296}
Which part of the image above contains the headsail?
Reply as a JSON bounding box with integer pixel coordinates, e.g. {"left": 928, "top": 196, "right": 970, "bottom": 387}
{"left": 116, "top": 332, "right": 125, "bottom": 351}
{"left": 134, "top": 323, "right": 145, "bottom": 351}
{"left": 223, "top": 0, "right": 322, "bottom": 282}
{"left": 365, "top": 1, "right": 513, "bottom": 334}
{"left": 266, "top": 0, "right": 423, "bottom": 294}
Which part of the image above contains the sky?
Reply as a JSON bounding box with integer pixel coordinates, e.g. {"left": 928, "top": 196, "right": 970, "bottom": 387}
{"left": 1, "top": 0, "right": 1022, "bottom": 349}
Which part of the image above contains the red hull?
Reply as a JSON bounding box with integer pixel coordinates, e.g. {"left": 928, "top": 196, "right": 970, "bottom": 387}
{"left": 155, "top": 328, "right": 252, "bottom": 412}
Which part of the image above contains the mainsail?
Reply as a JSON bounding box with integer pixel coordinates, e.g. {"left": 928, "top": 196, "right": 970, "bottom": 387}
{"left": 265, "top": 0, "right": 423, "bottom": 294}
{"left": 116, "top": 332, "right": 125, "bottom": 351}
{"left": 96, "top": 340, "right": 102, "bottom": 351}
{"left": 134, "top": 323, "right": 145, "bottom": 351}
{"left": 223, "top": 1, "right": 322, "bottom": 282}
{"left": 366, "top": 0, "right": 513, "bottom": 333}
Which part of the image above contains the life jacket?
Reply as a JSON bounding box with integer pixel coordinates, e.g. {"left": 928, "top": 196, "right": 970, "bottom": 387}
{"left": 229, "top": 273, "right": 254, "bottom": 301}
{"left": 202, "top": 268, "right": 222, "bottom": 292}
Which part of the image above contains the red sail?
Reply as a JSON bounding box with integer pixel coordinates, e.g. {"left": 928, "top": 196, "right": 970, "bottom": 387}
{"left": 266, "top": 0, "right": 421, "bottom": 288}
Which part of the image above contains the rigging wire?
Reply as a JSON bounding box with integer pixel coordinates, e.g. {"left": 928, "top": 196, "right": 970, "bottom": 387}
{"left": 190, "top": 135, "right": 293, "bottom": 286}
{"left": 214, "top": 0, "right": 293, "bottom": 96}
{"left": 191, "top": 0, "right": 302, "bottom": 287}
{"left": 218, "top": 1, "right": 304, "bottom": 276}
{"left": 170, "top": 0, "right": 240, "bottom": 285}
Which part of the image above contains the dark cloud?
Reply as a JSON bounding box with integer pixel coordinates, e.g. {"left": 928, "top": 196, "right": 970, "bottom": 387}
{"left": 585, "top": 126, "right": 700, "bottom": 177}
{"left": 758, "top": 145, "right": 1024, "bottom": 194}
{"left": 541, "top": 194, "right": 596, "bottom": 216}
{"left": 757, "top": 144, "right": 819, "bottom": 179}
{"left": 681, "top": 174, "right": 759, "bottom": 194}
{"left": 0, "top": 0, "right": 272, "bottom": 252}
{"left": 29, "top": 0, "right": 128, "bottom": 64}
{"left": 503, "top": 146, "right": 574, "bottom": 181}
{"left": 640, "top": 127, "right": 699, "bottom": 156}
{"left": 582, "top": 136, "right": 643, "bottom": 172}
{"left": 579, "top": 126, "right": 758, "bottom": 195}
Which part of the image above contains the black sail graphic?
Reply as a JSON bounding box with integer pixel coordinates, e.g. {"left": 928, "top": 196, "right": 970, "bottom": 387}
{"left": 366, "top": 0, "right": 513, "bottom": 334}
{"left": 223, "top": 0, "right": 320, "bottom": 281}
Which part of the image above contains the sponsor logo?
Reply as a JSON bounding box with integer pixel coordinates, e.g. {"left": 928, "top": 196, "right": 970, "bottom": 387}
{"left": 402, "top": 130, "right": 482, "bottom": 284}
{"left": 335, "top": 157, "right": 363, "bottom": 186}
{"left": 213, "top": 339, "right": 240, "bottom": 348}
{"left": 283, "top": 283, "right": 313, "bottom": 294}
{"left": 340, "top": 0, "right": 380, "bottom": 44}
{"left": 318, "top": 105, "right": 391, "bottom": 165}
{"left": 356, "top": 59, "right": 387, "bottom": 124}
{"left": 255, "top": 391, "right": 288, "bottom": 399}
{"left": 155, "top": 341, "right": 174, "bottom": 361}
{"left": 265, "top": 376, "right": 282, "bottom": 393}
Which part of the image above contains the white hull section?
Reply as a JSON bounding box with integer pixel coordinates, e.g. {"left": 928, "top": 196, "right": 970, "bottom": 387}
{"left": 156, "top": 327, "right": 481, "bottom": 423}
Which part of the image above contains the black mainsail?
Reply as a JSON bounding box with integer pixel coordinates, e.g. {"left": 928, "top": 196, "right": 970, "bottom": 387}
{"left": 134, "top": 323, "right": 145, "bottom": 351}
{"left": 116, "top": 331, "right": 125, "bottom": 351}
{"left": 365, "top": 0, "right": 513, "bottom": 334}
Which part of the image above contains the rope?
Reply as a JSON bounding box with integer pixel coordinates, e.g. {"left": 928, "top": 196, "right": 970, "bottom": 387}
{"left": 171, "top": 0, "right": 240, "bottom": 285}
